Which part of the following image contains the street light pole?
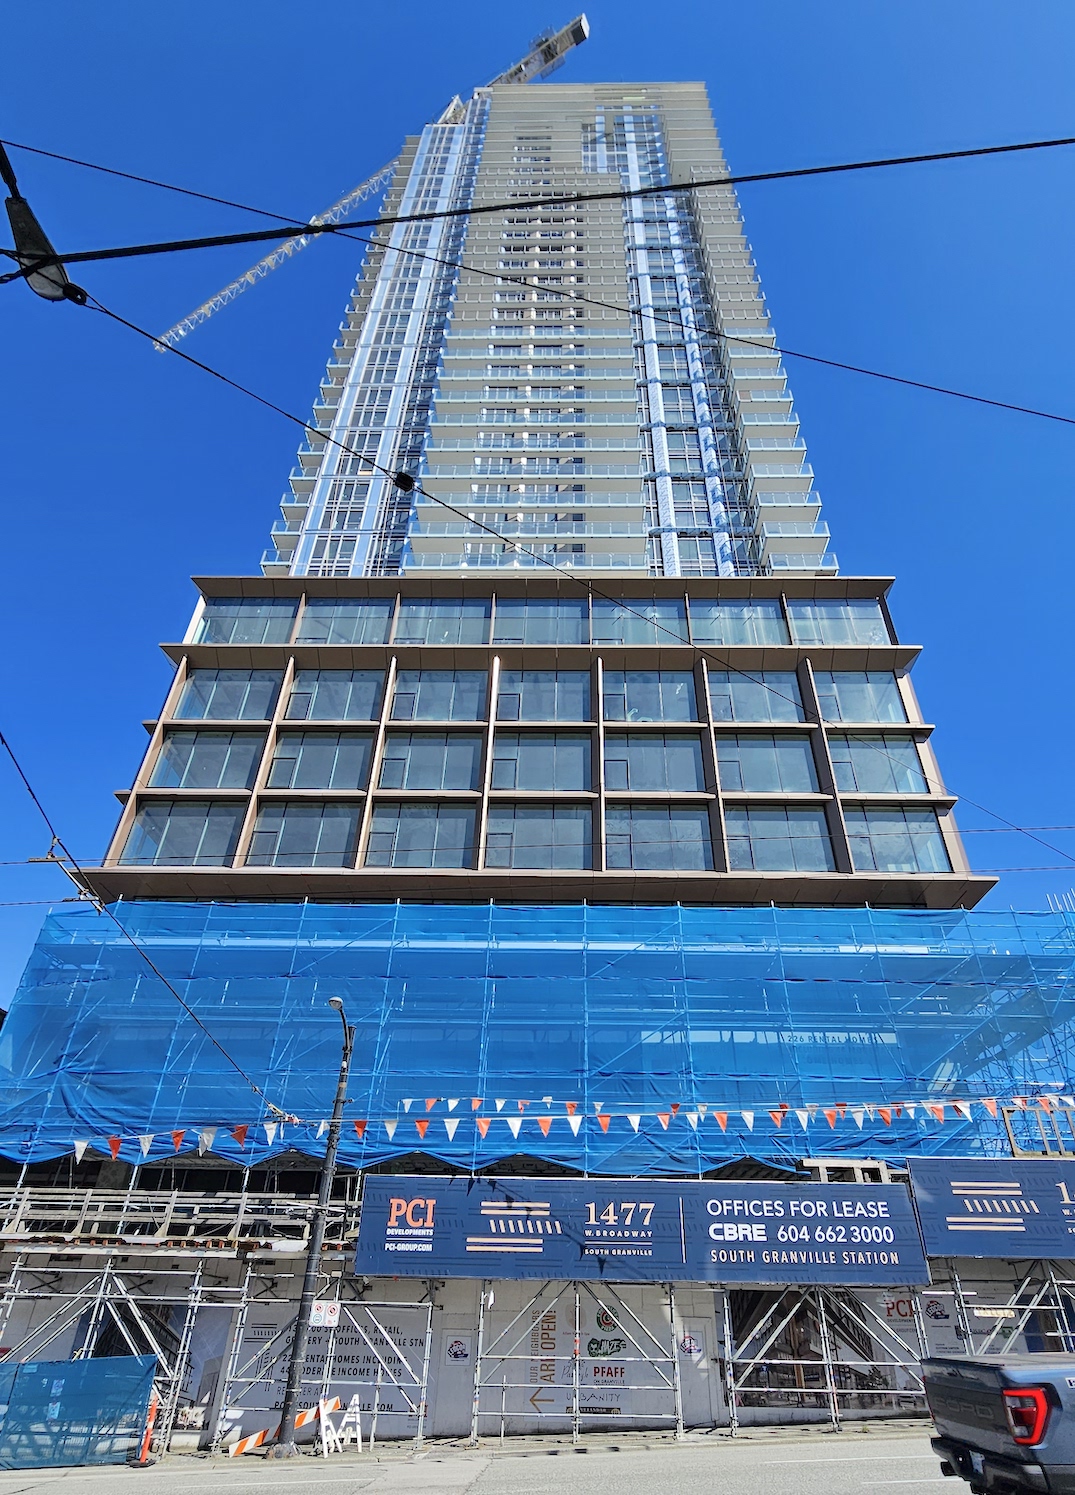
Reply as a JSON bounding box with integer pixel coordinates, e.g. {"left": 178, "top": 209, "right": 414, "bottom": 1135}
{"left": 269, "top": 998, "right": 354, "bottom": 1457}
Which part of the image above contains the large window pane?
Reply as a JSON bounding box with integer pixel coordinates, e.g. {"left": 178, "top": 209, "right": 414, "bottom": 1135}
{"left": 492, "top": 733, "right": 591, "bottom": 791}
{"left": 715, "top": 734, "right": 818, "bottom": 792}
{"left": 814, "top": 671, "right": 907, "bottom": 723}
{"left": 605, "top": 804, "right": 713, "bottom": 870}
{"left": 175, "top": 670, "right": 282, "bottom": 722}
{"left": 379, "top": 733, "right": 483, "bottom": 790}
{"left": 602, "top": 671, "right": 697, "bottom": 722}
{"left": 286, "top": 670, "right": 384, "bottom": 721}
{"left": 725, "top": 806, "right": 835, "bottom": 871}
{"left": 485, "top": 803, "right": 592, "bottom": 868}
{"left": 120, "top": 801, "right": 244, "bottom": 866}
{"left": 365, "top": 803, "right": 476, "bottom": 867}
{"left": 493, "top": 597, "right": 588, "bottom": 645}
{"left": 845, "top": 807, "right": 951, "bottom": 873}
{"left": 195, "top": 597, "right": 296, "bottom": 645}
{"left": 150, "top": 731, "right": 264, "bottom": 789}
{"left": 497, "top": 670, "right": 591, "bottom": 721}
{"left": 268, "top": 732, "right": 373, "bottom": 789}
{"left": 394, "top": 598, "right": 490, "bottom": 645}
{"left": 708, "top": 671, "right": 803, "bottom": 723}
{"left": 295, "top": 599, "right": 393, "bottom": 645}
{"left": 786, "top": 599, "right": 891, "bottom": 646}
{"left": 592, "top": 597, "right": 688, "bottom": 645}
{"left": 689, "top": 600, "right": 789, "bottom": 646}
{"left": 603, "top": 734, "right": 705, "bottom": 791}
{"left": 829, "top": 734, "right": 928, "bottom": 794}
{"left": 246, "top": 801, "right": 360, "bottom": 867}
{"left": 391, "top": 671, "right": 487, "bottom": 721}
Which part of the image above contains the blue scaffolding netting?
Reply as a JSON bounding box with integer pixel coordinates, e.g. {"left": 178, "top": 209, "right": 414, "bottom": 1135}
{"left": 1, "top": 901, "right": 1074, "bottom": 1174}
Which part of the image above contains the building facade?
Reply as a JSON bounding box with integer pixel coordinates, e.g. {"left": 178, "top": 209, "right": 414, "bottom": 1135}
{"left": 3, "top": 71, "right": 1075, "bottom": 1450}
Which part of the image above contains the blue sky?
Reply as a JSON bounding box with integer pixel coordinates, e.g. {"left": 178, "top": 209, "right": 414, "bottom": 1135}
{"left": 3, "top": 0, "right": 1075, "bottom": 1002}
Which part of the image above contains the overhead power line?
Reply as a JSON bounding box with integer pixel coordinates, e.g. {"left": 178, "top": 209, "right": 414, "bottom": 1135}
{"left": 0, "top": 727, "right": 298, "bottom": 1120}
{"left": 83, "top": 293, "right": 1075, "bottom": 874}
{"left": 4, "top": 132, "right": 1075, "bottom": 278}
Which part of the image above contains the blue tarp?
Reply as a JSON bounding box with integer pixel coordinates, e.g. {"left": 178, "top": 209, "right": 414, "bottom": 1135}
{"left": 0, "top": 1354, "right": 155, "bottom": 1468}
{"left": 1, "top": 902, "right": 1074, "bottom": 1173}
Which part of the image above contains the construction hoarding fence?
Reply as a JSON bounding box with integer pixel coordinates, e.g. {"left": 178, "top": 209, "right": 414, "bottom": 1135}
{"left": 0, "top": 1354, "right": 156, "bottom": 1469}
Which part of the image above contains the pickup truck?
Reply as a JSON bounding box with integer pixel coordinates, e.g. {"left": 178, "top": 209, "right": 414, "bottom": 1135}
{"left": 923, "top": 1355, "right": 1075, "bottom": 1494}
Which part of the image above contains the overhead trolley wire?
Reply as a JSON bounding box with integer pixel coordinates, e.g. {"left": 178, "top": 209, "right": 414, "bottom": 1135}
{"left": 6, "top": 135, "right": 1075, "bottom": 428}
{"left": 0, "top": 727, "right": 299, "bottom": 1120}
{"left": 83, "top": 293, "right": 1075, "bottom": 874}
{"left": 5, "top": 131, "right": 1075, "bottom": 274}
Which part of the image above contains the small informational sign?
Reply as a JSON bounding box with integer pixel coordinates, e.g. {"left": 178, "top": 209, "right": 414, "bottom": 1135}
{"left": 354, "top": 1176, "right": 929, "bottom": 1285}
{"left": 309, "top": 1300, "right": 340, "bottom": 1328}
{"left": 909, "top": 1157, "right": 1075, "bottom": 1258}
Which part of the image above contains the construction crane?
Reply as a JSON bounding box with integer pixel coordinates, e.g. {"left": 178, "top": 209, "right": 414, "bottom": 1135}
{"left": 155, "top": 16, "right": 589, "bottom": 349}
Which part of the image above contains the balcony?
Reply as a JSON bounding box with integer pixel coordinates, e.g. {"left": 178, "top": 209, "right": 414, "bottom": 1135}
{"left": 416, "top": 520, "right": 647, "bottom": 538}
{"left": 260, "top": 549, "right": 291, "bottom": 577}
{"left": 766, "top": 551, "right": 839, "bottom": 575}
{"left": 408, "top": 551, "right": 650, "bottom": 570}
{"left": 759, "top": 521, "right": 831, "bottom": 559}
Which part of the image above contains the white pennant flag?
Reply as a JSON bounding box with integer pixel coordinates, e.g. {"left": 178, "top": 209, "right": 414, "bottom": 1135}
{"left": 74, "top": 1140, "right": 88, "bottom": 1163}
{"left": 904, "top": 1102, "right": 917, "bottom": 1118}
{"left": 627, "top": 1114, "right": 641, "bottom": 1132}
{"left": 444, "top": 1118, "right": 460, "bottom": 1140}
{"left": 806, "top": 1103, "right": 818, "bottom": 1117}
{"left": 447, "top": 1099, "right": 459, "bottom": 1112}
{"left": 795, "top": 1109, "right": 810, "bottom": 1130}
{"left": 685, "top": 1112, "right": 699, "bottom": 1130}
{"left": 542, "top": 1096, "right": 553, "bottom": 1105}
{"left": 495, "top": 1099, "right": 506, "bottom": 1112}
{"left": 402, "top": 1099, "right": 413, "bottom": 1113}
{"left": 594, "top": 1101, "right": 604, "bottom": 1114}
{"left": 384, "top": 1120, "right": 397, "bottom": 1140}
{"left": 851, "top": 1106, "right": 865, "bottom": 1129}
{"left": 507, "top": 1117, "right": 522, "bottom": 1138}
{"left": 697, "top": 1103, "right": 707, "bottom": 1117}
{"left": 567, "top": 1115, "right": 582, "bottom": 1135}
{"left": 139, "top": 1135, "right": 154, "bottom": 1157}
{"left": 198, "top": 1126, "right": 217, "bottom": 1155}
{"left": 952, "top": 1100, "right": 973, "bottom": 1120}
{"left": 1060, "top": 1096, "right": 1075, "bottom": 1108}
{"left": 316, "top": 1119, "right": 327, "bottom": 1137}
{"left": 741, "top": 1111, "right": 755, "bottom": 1131}
{"left": 264, "top": 1122, "right": 277, "bottom": 1145}
{"left": 864, "top": 1105, "right": 875, "bottom": 1120}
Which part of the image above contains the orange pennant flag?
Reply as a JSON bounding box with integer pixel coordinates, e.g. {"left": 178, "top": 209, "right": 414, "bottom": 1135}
{"left": 415, "top": 1119, "right": 430, "bottom": 1139}
{"left": 836, "top": 1103, "right": 847, "bottom": 1119}
{"left": 597, "top": 1113, "right": 611, "bottom": 1133}
{"left": 894, "top": 1104, "right": 903, "bottom": 1118}
{"left": 878, "top": 1107, "right": 892, "bottom": 1126}
{"left": 656, "top": 1113, "right": 671, "bottom": 1129}
{"left": 926, "top": 1103, "right": 946, "bottom": 1123}
{"left": 823, "top": 1108, "right": 838, "bottom": 1128}
{"left": 107, "top": 1136, "right": 122, "bottom": 1160}
{"left": 715, "top": 1111, "right": 729, "bottom": 1131}
{"left": 670, "top": 1103, "right": 680, "bottom": 1116}
{"left": 476, "top": 1117, "right": 491, "bottom": 1138}
{"left": 518, "top": 1099, "right": 530, "bottom": 1112}
{"left": 768, "top": 1110, "right": 784, "bottom": 1128}
{"left": 537, "top": 1117, "right": 552, "bottom": 1136}
{"left": 565, "top": 1100, "right": 577, "bottom": 1115}
{"left": 1038, "top": 1096, "right": 1054, "bottom": 1113}
{"left": 982, "top": 1098, "right": 998, "bottom": 1117}
{"left": 171, "top": 1130, "right": 186, "bottom": 1152}
{"left": 471, "top": 1098, "right": 484, "bottom": 1111}
{"left": 230, "top": 1125, "right": 248, "bottom": 1147}
{"left": 425, "top": 1099, "right": 438, "bottom": 1112}
{"left": 353, "top": 1120, "right": 367, "bottom": 1140}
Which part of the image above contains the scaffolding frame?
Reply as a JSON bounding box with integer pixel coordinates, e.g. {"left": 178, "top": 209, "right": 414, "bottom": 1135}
{"left": 468, "top": 1278, "right": 683, "bottom": 1446}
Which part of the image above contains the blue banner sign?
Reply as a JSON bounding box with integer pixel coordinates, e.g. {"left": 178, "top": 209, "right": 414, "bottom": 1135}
{"left": 909, "top": 1157, "right": 1075, "bottom": 1258}
{"left": 355, "top": 1176, "right": 929, "bottom": 1284}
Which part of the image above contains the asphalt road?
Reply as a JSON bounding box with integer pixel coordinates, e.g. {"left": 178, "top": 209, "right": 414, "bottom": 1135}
{"left": 0, "top": 1430, "right": 950, "bottom": 1495}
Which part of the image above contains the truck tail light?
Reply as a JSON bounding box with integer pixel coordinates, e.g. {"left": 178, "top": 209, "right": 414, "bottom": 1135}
{"left": 1003, "top": 1387, "right": 1051, "bottom": 1445}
